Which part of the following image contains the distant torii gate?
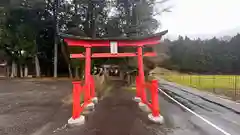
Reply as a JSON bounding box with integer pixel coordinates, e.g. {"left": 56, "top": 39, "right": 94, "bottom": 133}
{"left": 61, "top": 30, "right": 168, "bottom": 125}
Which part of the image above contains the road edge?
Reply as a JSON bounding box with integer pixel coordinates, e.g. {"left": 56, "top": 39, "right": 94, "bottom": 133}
{"left": 154, "top": 76, "right": 240, "bottom": 114}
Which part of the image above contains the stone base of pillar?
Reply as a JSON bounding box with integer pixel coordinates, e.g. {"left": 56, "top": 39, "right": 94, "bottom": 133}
{"left": 138, "top": 102, "right": 151, "bottom": 113}
{"left": 68, "top": 115, "right": 85, "bottom": 126}
{"left": 92, "top": 97, "right": 98, "bottom": 104}
{"left": 133, "top": 97, "right": 141, "bottom": 102}
{"left": 148, "top": 114, "right": 164, "bottom": 124}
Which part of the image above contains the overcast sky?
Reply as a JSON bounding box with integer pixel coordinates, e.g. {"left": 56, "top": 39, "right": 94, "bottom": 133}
{"left": 158, "top": 0, "right": 240, "bottom": 36}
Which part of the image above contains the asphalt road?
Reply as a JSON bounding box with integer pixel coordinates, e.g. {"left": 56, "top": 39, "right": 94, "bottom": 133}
{"left": 160, "top": 82, "right": 240, "bottom": 135}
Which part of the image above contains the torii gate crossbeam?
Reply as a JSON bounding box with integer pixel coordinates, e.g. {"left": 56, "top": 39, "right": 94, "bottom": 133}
{"left": 61, "top": 30, "right": 168, "bottom": 125}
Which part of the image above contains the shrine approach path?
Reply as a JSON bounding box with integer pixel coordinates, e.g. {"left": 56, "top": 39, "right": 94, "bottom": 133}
{"left": 51, "top": 79, "right": 166, "bottom": 135}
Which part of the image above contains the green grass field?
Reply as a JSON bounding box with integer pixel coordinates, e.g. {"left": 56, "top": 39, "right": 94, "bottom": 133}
{"left": 151, "top": 68, "right": 240, "bottom": 99}
{"left": 163, "top": 74, "right": 240, "bottom": 90}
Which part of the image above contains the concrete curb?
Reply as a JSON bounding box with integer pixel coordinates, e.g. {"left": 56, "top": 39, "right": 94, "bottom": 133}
{"left": 158, "top": 78, "right": 240, "bottom": 114}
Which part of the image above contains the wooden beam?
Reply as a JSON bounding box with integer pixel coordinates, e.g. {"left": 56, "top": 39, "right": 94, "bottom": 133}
{"left": 70, "top": 52, "right": 157, "bottom": 58}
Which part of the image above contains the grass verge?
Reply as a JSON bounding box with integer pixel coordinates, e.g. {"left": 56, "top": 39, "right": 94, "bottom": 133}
{"left": 163, "top": 74, "right": 240, "bottom": 90}
{"left": 151, "top": 67, "right": 240, "bottom": 100}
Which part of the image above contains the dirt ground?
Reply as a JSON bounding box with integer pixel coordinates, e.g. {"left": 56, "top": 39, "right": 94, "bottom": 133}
{"left": 0, "top": 78, "right": 166, "bottom": 135}
{"left": 0, "top": 79, "right": 72, "bottom": 135}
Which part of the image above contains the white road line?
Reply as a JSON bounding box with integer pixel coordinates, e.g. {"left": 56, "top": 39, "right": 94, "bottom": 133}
{"left": 158, "top": 88, "right": 232, "bottom": 135}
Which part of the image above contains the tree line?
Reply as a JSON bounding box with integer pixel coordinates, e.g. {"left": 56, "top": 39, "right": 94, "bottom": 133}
{"left": 161, "top": 34, "right": 240, "bottom": 74}
{"left": 0, "top": 0, "right": 170, "bottom": 78}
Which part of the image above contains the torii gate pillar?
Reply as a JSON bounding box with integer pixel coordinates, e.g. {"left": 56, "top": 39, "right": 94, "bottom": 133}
{"left": 85, "top": 47, "right": 91, "bottom": 103}
{"left": 61, "top": 30, "right": 168, "bottom": 126}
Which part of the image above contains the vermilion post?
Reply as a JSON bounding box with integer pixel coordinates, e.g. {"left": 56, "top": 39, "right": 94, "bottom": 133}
{"left": 151, "top": 80, "right": 160, "bottom": 117}
{"left": 63, "top": 31, "right": 167, "bottom": 124}
{"left": 72, "top": 81, "right": 81, "bottom": 119}
{"left": 137, "top": 46, "right": 147, "bottom": 103}
{"left": 84, "top": 47, "right": 91, "bottom": 102}
{"left": 90, "top": 75, "right": 95, "bottom": 98}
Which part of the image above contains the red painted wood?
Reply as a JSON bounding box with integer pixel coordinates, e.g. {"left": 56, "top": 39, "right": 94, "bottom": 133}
{"left": 72, "top": 81, "right": 81, "bottom": 119}
{"left": 64, "top": 38, "right": 160, "bottom": 47}
{"left": 137, "top": 46, "right": 147, "bottom": 104}
{"left": 70, "top": 52, "right": 157, "bottom": 58}
{"left": 84, "top": 47, "right": 91, "bottom": 102}
{"left": 67, "top": 34, "right": 164, "bottom": 119}
{"left": 151, "top": 80, "right": 160, "bottom": 117}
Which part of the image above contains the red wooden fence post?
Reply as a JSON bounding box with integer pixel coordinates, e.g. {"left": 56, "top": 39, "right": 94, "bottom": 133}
{"left": 151, "top": 80, "right": 160, "bottom": 117}
{"left": 72, "top": 81, "right": 81, "bottom": 119}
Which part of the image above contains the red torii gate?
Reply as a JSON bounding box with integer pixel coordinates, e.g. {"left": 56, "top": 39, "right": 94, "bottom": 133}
{"left": 61, "top": 30, "right": 168, "bottom": 125}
